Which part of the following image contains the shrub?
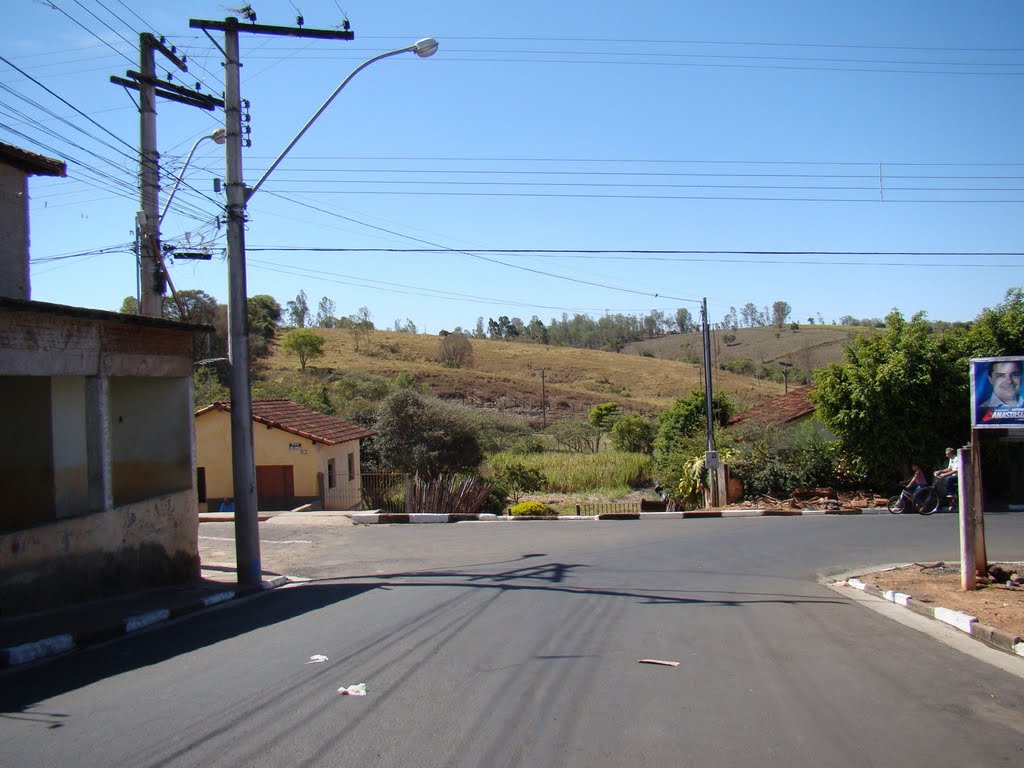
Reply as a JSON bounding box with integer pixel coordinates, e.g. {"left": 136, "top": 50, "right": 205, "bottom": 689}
{"left": 510, "top": 501, "right": 557, "bottom": 516}
{"left": 493, "top": 462, "right": 547, "bottom": 504}
{"left": 488, "top": 451, "right": 653, "bottom": 493}
{"left": 610, "top": 414, "right": 655, "bottom": 454}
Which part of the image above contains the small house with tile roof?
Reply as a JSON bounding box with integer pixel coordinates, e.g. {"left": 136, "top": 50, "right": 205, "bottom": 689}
{"left": 195, "top": 399, "right": 376, "bottom": 512}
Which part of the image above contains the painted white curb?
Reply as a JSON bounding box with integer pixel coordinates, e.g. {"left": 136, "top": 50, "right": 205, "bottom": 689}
{"left": 1014, "top": 642, "right": 1024, "bottom": 657}
{"left": 883, "top": 590, "right": 912, "bottom": 606}
{"left": 847, "top": 578, "right": 867, "bottom": 591}
{"left": 201, "top": 590, "right": 236, "bottom": 607}
{"left": 5, "top": 634, "right": 75, "bottom": 666}
{"left": 124, "top": 609, "right": 171, "bottom": 633}
{"left": 411, "top": 513, "right": 448, "bottom": 524}
{"left": 933, "top": 607, "right": 977, "bottom": 633}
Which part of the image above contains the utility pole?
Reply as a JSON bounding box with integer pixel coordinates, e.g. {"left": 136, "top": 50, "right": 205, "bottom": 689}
{"left": 190, "top": 15, "right": 355, "bottom": 586}
{"left": 111, "top": 33, "right": 221, "bottom": 317}
{"left": 701, "top": 298, "right": 721, "bottom": 506}
{"left": 541, "top": 368, "right": 547, "bottom": 429}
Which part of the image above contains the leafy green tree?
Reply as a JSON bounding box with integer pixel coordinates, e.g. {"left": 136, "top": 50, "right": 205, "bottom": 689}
{"left": 813, "top": 309, "right": 970, "bottom": 487}
{"left": 675, "top": 307, "right": 693, "bottom": 333}
{"left": 493, "top": 462, "right": 547, "bottom": 504}
{"left": 248, "top": 294, "right": 282, "bottom": 339}
{"left": 967, "top": 287, "right": 1024, "bottom": 356}
{"left": 163, "top": 289, "right": 218, "bottom": 324}
{"left": 588, "top": 402, "right": 620, "bottom": 431}
{"left": 611, "top": 414, "right": 655, "bottom": 454}
{"left": 771, "top": 300, "right": 792, "bottom": 328}
{"left": 282, "top": 328, "right": 326, "bottom": 370}
{"left": 654, "top": 391, "right": 734, "bottom": 459}
{"left": 372, "top": 390, "right": 483, "bottom": 478}
{"left": 119, "top": 296, "right": 139, "bottom": 314}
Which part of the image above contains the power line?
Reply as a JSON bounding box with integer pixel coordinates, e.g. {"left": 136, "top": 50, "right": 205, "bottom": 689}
{"left": 41, "top": 0, "right": 134, "bottom": 67}
{"left": 261, "top": 190, "right": 702, "bottom": 304}
{"left": 0, "top": 54, "right": 138, "bottom": 156}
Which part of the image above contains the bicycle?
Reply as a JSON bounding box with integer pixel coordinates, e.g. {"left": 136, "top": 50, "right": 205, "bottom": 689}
{"left": 887, "top": 485, "right": 936, "bottom": 515}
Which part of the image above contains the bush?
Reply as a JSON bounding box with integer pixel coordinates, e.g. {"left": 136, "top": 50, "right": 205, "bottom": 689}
{"left": 611, "top": 414, "right": 655, "bottom": 454}
{"left": 510, "top": 501, "right": 557, "bottom": 517}
{"left": 493, "top": 462, "right": 546, "bottom": 504}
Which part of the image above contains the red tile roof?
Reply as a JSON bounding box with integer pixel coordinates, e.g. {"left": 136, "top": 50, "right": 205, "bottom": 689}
{"left": 727, "top": 384, "right": 816, "bottom": 427}
{"left": 196, "top": 399, "right": 376, "bottom": 445}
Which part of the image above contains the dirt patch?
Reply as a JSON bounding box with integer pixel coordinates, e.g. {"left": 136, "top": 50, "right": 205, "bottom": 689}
{"left": 856, "top": 562, "right": 1024, "bottom": 640}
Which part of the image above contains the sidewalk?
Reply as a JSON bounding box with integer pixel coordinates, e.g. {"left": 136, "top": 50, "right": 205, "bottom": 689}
{"left": 0, "top": 570, "right": 288, "bottom": 670}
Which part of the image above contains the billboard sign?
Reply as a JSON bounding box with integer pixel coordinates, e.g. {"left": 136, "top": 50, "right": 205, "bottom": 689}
{"left": 971, "top": 356, "right": 1024, "bottom": 429}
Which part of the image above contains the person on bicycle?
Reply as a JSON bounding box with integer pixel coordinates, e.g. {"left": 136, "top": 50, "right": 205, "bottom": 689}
{"left": 896, "top": 464, "right": 928, "bottom": 511}
{"left": 934, "top": 447, "right": 959, "bottom": 497}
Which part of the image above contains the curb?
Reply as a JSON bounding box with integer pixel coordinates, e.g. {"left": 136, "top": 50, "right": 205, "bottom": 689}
{"left": 0, "top": 578, "right": 290, "bottom": 670}
{"left": 345, "top": 507, "right": 893, "bottom": 524}
{"left": 841, "top": 577, "right": 1024, "bottom": 658}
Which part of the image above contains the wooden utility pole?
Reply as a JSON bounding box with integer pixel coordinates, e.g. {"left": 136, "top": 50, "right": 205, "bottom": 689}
{"left": 111, "top": 33, "right": 221, "bottom": 317}
{"left": 541, "top": 368, "right": 547, "bottom": 429}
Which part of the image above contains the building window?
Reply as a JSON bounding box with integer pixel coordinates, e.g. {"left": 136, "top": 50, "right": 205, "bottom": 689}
{"left": 197, "top": 467, "right": 207, "bottom": 502}
{"left": 327, "top": 458, "right": 336, "bottom": 489}
{"left": 347, "top": 452, "right": 355, "bottom": 482}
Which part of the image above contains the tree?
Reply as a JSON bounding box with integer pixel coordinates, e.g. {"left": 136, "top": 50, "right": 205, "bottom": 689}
{"left": 493, "top": 462, "right": 546, "bottom": 505}
{"left": 654, "top": 391, "right": 734, "bottom": 460}
{"left": 282, "top": 329, "right": 326, "bottom": 370}
{"left": 741, "top": 302, "right": 760, "bottom": 328}
{"left": 771, "top": 300, "right": 792, "bottom": 328}
{"left": 349, "top": 306, "right": 374, "bottom": 352}
{"left": 438, "top": 332, "right": 473, "bottom": 368}
{"left": 675, "top": 308, "right": 693, "bottom": 333}
{"left": 487, "top": 315, "right": 519, "bottom": 340}
{"left": 163, "top": 289, "right": 218, "bottom": 324}
{"left": 524, "top": 316, "right": 549, "bottom": 344}
{"left": 611, "top": 414, "right": 655, "bottom": 454}
{"left": 372, "top": 390, "right": 483, "bottom": 478}
{"left": 248, "top": 294, "right": 282, "bottom": 339}
{"left": 967, "top": 287, "right": 1024, "bottom": 356}
{"left": 315, "top": 296, "right": 337, "bottom": 328}
{"left": 546, "top": 419, "right": 602, "bottom": 454}
{"left": 119, "top": 296, "right": 138, "bottom": 314}
{"left": 287, "top": 290, "right": 309, "bottom": 328}
{"left": 813, "top": 309, "right": 970, "bottom": 487}
{"left": 587, "top": 402, "right": 620, "bottom": 452}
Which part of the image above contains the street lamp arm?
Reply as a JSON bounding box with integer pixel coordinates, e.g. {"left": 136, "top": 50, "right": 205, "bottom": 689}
{"left": 245, "top": 39, "right": 437, "bottom": 202}
{"left": 158, "top": 129, "right": 226, "bottom": 227}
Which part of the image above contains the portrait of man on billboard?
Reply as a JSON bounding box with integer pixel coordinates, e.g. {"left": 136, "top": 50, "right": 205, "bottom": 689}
{"left": 971, "top": 356, "right": 1024, "bottom": 429}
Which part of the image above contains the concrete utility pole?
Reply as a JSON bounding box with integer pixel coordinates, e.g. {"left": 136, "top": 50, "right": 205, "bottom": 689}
{"left": 701, "top": 298, "right": 721, "bottom": 506}
{"left": 138, "top": 33, "right": 161, "bottom": 317}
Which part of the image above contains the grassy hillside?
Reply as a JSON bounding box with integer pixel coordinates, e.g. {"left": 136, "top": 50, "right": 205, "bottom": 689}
{"left": 254, "top": 328, "right": 787, "bottom": 421}
{"left": 626, "top": 325, "right": 867, "bottom": 373}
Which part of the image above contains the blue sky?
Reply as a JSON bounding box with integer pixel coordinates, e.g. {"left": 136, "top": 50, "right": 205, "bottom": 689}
{"left": 4, "top": 0, "right": 1023, "bottom": 332}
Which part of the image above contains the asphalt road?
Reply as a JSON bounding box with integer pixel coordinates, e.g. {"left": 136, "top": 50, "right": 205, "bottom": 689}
{"left": 3, "top": 514, "right": 1024, "bottom": 767}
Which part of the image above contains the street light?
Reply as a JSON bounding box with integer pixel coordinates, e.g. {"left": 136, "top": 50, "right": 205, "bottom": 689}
{"left": 222, "top": 37, "right": 439, "bottom": 586}
{"left": 158, "top": 128, "right": 226, "bottom": 227}
{"left": 246, "top": 38, "right": 438, "bottom": 200}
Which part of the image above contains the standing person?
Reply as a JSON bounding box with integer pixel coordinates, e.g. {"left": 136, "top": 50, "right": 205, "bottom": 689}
{"left": 934, "top": 447, "right": 959, "bottom": 496}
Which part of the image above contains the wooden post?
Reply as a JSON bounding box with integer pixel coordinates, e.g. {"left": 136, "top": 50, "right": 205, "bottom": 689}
{"left": 958, "top": 447, "right": 976, "bottom": 591}
{"left": 971, "top": 430, "right": 987, "bottom": 576}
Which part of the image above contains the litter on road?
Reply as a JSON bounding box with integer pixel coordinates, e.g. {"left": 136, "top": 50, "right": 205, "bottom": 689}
{"left": 637, "top": 659, "right": 680, "bottom": 667}
{"left": 338, "top": 683, "right": 367, "bottom": 696}
{"left": 306, "top": 654, "right": 329, "bottom": 664}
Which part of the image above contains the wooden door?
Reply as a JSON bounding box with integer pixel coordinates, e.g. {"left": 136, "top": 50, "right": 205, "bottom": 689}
{"left": 256, "top": 465, "right": 295, "bottom": 510}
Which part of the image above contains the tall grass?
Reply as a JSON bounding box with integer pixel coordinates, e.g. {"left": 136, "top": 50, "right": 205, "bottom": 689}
{"left": 487, "top": 451, "right": 653, "bottom": 493}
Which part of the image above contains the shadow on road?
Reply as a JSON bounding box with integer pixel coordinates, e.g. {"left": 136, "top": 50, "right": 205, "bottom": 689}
{"left": 0, "top": 582, "right": 373, "bottom": 713}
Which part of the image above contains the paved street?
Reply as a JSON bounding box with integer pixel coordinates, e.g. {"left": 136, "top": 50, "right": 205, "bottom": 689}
{"left": 3, "top": 514, "right": 1024, "bottom": 767}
